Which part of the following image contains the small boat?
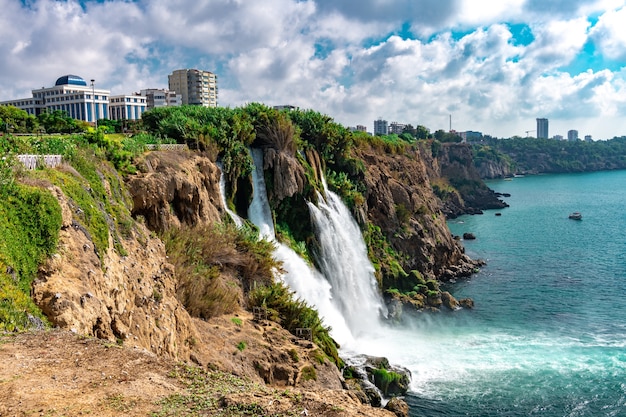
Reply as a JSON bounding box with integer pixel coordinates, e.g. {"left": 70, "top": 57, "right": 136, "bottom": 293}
{"left": 568, "top": 212, "right": 582, "bottom": 220}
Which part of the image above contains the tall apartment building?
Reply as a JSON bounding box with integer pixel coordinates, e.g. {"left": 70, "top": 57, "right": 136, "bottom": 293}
{"left": 0, "top": 74, "right": 109, "bottom": 123}
{"left": 536, "top": 118, "right": 549, "bottom": 139}
{"left": 168, "top": 69, "right": 218, "bottom": 107}
{"left": 374, "top": 118, "right": 388, "bottom": 135}
{"left": 567, "top": 130, "right": 579, "bottom": 141}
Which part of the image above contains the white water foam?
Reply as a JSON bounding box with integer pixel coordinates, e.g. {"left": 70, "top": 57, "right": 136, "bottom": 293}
{"left": 246, "top": 148, "right": 354, "bottom": 345}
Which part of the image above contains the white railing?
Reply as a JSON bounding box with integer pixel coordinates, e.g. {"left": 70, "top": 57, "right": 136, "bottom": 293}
{"left": 145, "top": 144, "right": 188, "bottom": 151}
{"left": 17, "top": 155, "right": 63, "bottom": 170}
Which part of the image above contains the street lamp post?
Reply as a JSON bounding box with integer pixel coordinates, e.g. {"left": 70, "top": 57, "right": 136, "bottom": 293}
{"left": 90, "top": 79, "right": 97, "bottom": 130}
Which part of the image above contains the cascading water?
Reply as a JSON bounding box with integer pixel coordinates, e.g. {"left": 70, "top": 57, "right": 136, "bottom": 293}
{"left": 217, "top": 162, "right": 244, "bottom": 228}
{"left": 246, "top": 148, "right": 353, "bottom": 344}
{"left": 307, "top": 180, "right": 387, "bottom": 345}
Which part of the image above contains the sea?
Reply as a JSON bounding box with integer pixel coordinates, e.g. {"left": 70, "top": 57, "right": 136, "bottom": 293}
{"left": 392, "top": 170, "right": 626, "bottom": 416}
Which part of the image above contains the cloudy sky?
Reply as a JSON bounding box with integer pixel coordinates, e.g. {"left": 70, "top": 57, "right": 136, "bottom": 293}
{"left": 2, "top": 0, "right": 626, "bottom": 139}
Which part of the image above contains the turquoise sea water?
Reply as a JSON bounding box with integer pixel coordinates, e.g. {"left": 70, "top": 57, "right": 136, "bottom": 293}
{"left": 402, "top": 170, "right": 626, "bottom": 416}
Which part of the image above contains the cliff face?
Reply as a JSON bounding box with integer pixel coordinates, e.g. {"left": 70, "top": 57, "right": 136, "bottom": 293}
{"left": 475, "top": 158, "right": 514, "bottom": 179}
{"left": 428, "top": 143, "right": 508, "bottom": 217}
{"left": 31, "top": 153, "right": 352, "bottom": 400}
{"left": 355, "top": 145, "right": 477, "bottom": 282}
{"left": 34, "top": 184, "right": 198, "bottom": 361}
{"left": 126, "top": 151, "right": 225, "bottom": 232}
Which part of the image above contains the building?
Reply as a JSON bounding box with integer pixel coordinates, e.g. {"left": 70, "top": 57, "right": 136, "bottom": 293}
{"left": 388, "top": 122, "right": 406, "bottom": 135}
{"left": 355, "top": 125, "right": 367, "bottom": 132}
{"left": 553, "top": 135, "right": 564, "bottom": 141}
{"left": 536, "top": 118, "right": 549, "bottom": 139}
{"left": 140, "top": 88, "right": 181, "bottom": 109}
{"left": 1, "top": 74, "right": 109, "bottom": 123}
{"left": 273, "top": 105, "right": 297, "bottom": 111}
{"left": 584, "top": 135, "right": 592, "bottom": 142}
{"left": 373, "top": 118, "right": 388, "bottom": 135}
{"left": 460, "top": 131, "right": 484, "bottom": 143}
{"left": 168, "top": 69, "right": 218, "bottom": 107}
{"left": 109, "top": 94, "right": 147, "bottom": 121}
{"left": 567, "top": 130, "right": 579, "bottom": 141}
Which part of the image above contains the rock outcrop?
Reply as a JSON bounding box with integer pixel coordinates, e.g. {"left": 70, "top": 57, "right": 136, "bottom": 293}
{"left": 355, "top": 144, "right": 480, "bottom": 282}
{"left": 426, "top": 143, "right": 509, "bottom": 218}
{"left": 126, "top": 151, "right": 224, "bottom": 232}
{"left": 34, "top": 184, "right": 198, "bottom": 361}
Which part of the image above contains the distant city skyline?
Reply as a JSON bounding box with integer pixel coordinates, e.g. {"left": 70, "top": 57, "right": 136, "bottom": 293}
{"left": 0, "top": 1, "right": 625, "bottom": 140}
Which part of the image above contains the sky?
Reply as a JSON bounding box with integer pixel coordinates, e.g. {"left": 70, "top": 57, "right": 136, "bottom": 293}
{"left": 1, "top": 0, "right": 626, "bottom": 140}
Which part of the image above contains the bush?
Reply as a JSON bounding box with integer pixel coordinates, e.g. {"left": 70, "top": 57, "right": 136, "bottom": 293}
{"left": 248, "top": 281, "right": 342, "bottom": 367}
{"left": 164, "top": 222, "right": 278, "bottom": 320}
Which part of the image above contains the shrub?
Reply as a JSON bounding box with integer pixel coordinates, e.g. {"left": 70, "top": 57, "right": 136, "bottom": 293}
{"left": 371, "top": 367, "right": 404, "bottom": 397}
{"left": 164, "top": 222, "right": 278, "bottom": 320}
{"left": 300, "top": 366, "right": 317, "bottom": 381}
{"left": 248, "top": 281, "right": 342, "bottom": 367}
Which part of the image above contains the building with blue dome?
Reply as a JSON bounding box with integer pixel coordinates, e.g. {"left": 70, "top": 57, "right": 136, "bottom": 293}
{"left": 1, "top": 74, "right": 110, "bottom": 124}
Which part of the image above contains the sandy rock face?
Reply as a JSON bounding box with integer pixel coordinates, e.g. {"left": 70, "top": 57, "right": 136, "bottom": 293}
{"left": 126, "top": 151, "right": 224, "bottom": 232}
{"left": 33, "top": 186, "right": 197, "bottom": 361}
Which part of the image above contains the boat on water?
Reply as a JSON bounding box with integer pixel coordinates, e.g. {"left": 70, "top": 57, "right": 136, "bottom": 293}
{"left": 568, "top": 212, "right": 582, "bottom": 220}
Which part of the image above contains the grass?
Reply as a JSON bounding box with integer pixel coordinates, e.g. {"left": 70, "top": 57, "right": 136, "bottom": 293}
{"left": 153, "top": 364, "right": 303, "bottom": 417}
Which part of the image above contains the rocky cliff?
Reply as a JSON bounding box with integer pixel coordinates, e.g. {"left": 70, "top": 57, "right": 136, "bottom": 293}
{"left": 28, "top": 152, "right": 394, "bottom": 416}
{"left": 428, "top": 143, "right": 508, "bottom": 217}
{"left": 21, "top": 139, "right": 503, "bottom": 415}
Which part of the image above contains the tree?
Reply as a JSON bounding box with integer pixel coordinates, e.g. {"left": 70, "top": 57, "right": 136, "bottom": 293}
{"left": 0, "top": 105, "right": 39, "bottom": 133}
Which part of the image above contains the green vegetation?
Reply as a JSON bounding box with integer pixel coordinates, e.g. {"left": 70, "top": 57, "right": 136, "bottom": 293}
{"left": 0, "top": 170, "right": 61, "bottom": 330}
{"left": 248, "top": 282, "right": 342, "bottom": 367}
{"left": 236, "top": 341, "right": 247, "bottom": 352}
{"left": 163, "top": 222, "right": 277, "bottom": 320}
{"left": 370, "top": 366, "right": 405, "bottom": 397}
{"left": 473, "top": 136, "right": 626, "bottom": 175}
{"left": 300, "top": 366, "right": 317, "bottom": 381}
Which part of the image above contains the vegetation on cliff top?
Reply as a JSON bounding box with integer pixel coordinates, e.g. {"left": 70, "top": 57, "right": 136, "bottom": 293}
{"left": 473, "top": 136, "right": 626, "bottom": 176}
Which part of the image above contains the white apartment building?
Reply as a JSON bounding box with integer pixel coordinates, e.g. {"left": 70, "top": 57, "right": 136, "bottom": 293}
{"left": 567, "top": 130, "right": 579, "bottom": 141}
{"left": 1, "top": 74, "right": 109, "bottom": 123}
{"left": 389, "top": 121, "right": 406, "bottom": 135}
{"left": 140, "top": 88, "right": 182, "bottom": 109}
{"left": 168, "top": 69, "right": 218, "bottom": 107}
{"left": 109, "top": 94, "right": 147, "bottom": 121}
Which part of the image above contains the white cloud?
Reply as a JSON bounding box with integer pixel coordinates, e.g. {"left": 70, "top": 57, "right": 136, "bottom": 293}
{"left": 590, "top": 6, "right": 626, "bottom": 61}
{"left": 1, "top": 0, "right": 626, "bottom": 139}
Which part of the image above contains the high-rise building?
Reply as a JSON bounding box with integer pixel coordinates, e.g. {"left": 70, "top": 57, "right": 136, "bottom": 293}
{"left": 374, "top": 118, "right": 388, "bottom": 135}
{"left": 567, "top": 130, "right": 579, "bottom": 141}
{"left": 536, "top": 118, "right": 549, "bottom": 139}
{"left": 168, "top": 69, "right": 218, "bottom": 107}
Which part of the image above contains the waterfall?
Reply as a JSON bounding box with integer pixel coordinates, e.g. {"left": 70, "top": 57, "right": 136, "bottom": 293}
{"left": 307, "top": 179, "right": 386, "bottom": 340}
{"left": 246, "top": 148, "right": 354, "bottom": 345}
{"left": 247, "top": 148, "right": 275, "bottom": 240}
{"left": 217, "top": 162, "right": 244, "bottom": 228}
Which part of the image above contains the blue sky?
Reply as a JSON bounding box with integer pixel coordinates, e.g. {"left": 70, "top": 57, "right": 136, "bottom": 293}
{"left": 2, "top": 0, "right": 626, "bottom": 139}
